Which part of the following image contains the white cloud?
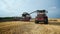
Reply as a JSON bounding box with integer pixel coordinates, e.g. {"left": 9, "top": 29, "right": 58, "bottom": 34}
{"left": 50, "top": 6, "right": 57, "bottom": 9}
{"left": 0, "top": 0, "right": 24, "bottom": 17}
{"left": 0, "top": 0, "right": 24, "bottom": 13}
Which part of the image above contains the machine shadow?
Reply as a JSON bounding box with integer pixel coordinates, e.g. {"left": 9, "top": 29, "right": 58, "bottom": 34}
{"left": 48, "top": 22, "right": 60, "bottom": 25}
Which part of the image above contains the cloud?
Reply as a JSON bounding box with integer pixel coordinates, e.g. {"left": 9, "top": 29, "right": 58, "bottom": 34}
{"left": 0, "top": 0, "right": 24, "bottom": 13}
{"left": 0, "top": 0, "right": 22, "bottom": 17}
{"left": 50, "top": 6, "right": 57, "bottom": 9}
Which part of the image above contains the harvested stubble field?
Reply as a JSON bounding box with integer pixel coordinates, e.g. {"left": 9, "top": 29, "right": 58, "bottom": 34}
{"left": 0, "top": 18, "right": 60, "bottom": 34}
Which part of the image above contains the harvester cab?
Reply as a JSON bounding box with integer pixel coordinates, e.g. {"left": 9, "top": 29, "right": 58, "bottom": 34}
{"left": 36, "top": 10, "right": 48, "bottom": 17}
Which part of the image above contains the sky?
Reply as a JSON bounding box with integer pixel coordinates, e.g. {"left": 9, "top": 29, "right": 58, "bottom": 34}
{"left": 0, "top": 0, "right": 60, "bottom": 18}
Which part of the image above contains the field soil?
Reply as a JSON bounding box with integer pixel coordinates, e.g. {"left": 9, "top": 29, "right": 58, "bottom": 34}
{"left": 0, "top": 19, "right": 60, "bottom": 34}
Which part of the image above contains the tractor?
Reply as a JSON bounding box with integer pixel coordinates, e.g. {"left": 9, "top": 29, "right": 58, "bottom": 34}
{"left": 21, "top": 12, "right": 31, "bottom": 21}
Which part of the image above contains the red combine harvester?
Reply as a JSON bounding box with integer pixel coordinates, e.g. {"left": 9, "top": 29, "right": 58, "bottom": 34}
{"left": 35, "top": 10, "right": 48, "bottom": 24}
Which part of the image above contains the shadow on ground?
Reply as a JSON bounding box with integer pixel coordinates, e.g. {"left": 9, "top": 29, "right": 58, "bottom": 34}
{"left": 48, "top": 22, "right": 60, "bottom": 26}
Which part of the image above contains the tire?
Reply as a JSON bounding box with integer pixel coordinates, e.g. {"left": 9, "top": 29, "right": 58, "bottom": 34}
{"left": 35, "top": 20, "right": 39, "bottom": 24}
{"left": 44, "top": 18, "right": 48, "bottom": 24}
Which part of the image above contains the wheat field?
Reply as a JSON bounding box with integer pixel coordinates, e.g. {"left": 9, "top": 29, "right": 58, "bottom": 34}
{"left": 0, "top": 18, "right": 60, "bottom": 34}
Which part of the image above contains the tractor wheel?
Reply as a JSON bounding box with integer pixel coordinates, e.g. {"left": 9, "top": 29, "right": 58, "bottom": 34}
{"left": 44, "top": 18, "right": 48, "bottom": 24}
{"left": 35, "top": 20, "right": 39, "bottom": 24}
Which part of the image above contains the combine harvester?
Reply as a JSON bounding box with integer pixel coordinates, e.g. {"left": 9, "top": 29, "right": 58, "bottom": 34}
{"left": 35, "top": 10, "right": 48, "bottom": 24}
{"left": 20, "top": 10, "right": 48, "bottom": 24}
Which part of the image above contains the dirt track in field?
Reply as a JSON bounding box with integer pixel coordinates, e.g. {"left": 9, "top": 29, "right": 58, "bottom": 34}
{"left": 0, "top": 19, "right": 60, "bottom": 34}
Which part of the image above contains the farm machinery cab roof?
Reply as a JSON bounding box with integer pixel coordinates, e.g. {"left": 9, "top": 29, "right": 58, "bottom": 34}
{"left": 35, "top": 10, "right": 48, "bottom": 13}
